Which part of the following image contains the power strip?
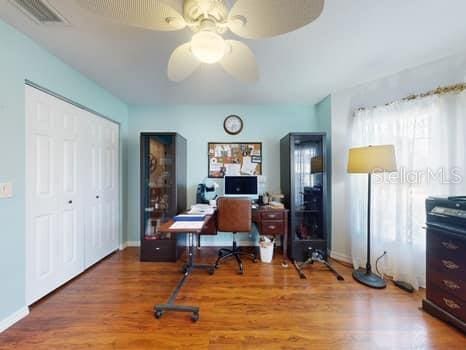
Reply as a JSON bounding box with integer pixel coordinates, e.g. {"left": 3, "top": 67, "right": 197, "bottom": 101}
{"left": 393, "top": 280, "right": 415, "bottom": 293}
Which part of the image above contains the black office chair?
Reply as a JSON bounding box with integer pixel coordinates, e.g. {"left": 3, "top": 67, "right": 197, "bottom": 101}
{"left": 214, "top": 197, "right": 256, "bottom": 274}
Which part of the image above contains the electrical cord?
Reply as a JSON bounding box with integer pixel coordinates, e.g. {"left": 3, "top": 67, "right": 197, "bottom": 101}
{"left": 375, "top": 251, "right": 387, "bottom": 279}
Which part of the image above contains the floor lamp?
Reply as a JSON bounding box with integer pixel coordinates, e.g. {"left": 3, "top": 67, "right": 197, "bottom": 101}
{"left": 347, "top": 145, "right": 397, "bottom": 289}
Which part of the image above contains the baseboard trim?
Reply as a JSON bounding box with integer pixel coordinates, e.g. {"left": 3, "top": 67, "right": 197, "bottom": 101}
{"left": 120, "top": 241, "right": 141, "bottom": 250}
{"left": 0, "top": 306, "right": 29, "bottom": 333}
{"left": 330, "top": 251, "right": 353, "bottom": 265}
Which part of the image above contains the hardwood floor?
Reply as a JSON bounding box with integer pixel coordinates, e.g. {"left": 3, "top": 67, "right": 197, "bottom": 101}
{"left": 0, "top": 248, "right": 464, "bottom": 349}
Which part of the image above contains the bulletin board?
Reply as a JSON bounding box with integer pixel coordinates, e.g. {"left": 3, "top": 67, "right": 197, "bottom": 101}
{"left": 208, "top": 142, "right": 262, "bottom": 178}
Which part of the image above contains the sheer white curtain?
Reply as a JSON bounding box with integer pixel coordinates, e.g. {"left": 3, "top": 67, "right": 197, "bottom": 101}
{"left": 349, "top": 91, "right": 466, "bottom": 289}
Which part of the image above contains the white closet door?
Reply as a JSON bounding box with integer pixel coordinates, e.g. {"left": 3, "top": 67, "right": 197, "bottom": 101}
{"left": 26, "top": 87, "right": 60, "bottom": 304}
{"left": 83, "top": 113, "right": 119, "bottom": 267}
{"left": 101, "top": 120, "right": 119, "bottom": 256}
{"left": 54, "top": 99, "right": 84, "bottom": 285}
{"left": 26, "top": 86, "right": 84, "bottom": 304}
{"left": 83, "top": 112, "right": 105, "bottom": 267}
{"left": 26, "top": 85, "right": 120, "bottom": 304}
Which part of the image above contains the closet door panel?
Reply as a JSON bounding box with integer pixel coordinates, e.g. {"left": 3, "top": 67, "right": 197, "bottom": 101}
{"left": 84, "top": 113, "right": 105, "bottom": 267}
{"left": 99, "top": 119, "right": 119, "bottom": 255}
{"left": 26, "top": 87, "right": 60, "bottom": 304}
{"left": 55, "top": 101, "right": 84, "bottom": 284}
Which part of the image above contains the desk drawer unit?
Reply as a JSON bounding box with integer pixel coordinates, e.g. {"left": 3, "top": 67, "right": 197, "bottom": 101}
{"left": 261, "top": 221, "right": 284, "bottom": 235}
{"left": 140, "top": 239, "right": 178, "bottom": 262}
{"left": 260, "top": 211, "right": 284, "bottom": 220}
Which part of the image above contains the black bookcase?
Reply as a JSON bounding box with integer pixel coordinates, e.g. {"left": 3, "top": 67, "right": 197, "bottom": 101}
{"left": 140, "top": 133, "right": 187, "bottom": 262}
{"left": 280, "top": 133, "right": 329, "bottom": 262}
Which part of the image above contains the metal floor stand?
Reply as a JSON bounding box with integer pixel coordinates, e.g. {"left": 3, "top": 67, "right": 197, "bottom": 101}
{"left": 293, "top": 248, "right": 344, "bottom": 281}
{"left": 154, "top": 233, "right": 215, "bottom": 322}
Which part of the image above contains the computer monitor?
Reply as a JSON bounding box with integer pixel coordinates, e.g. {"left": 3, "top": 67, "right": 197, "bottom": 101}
{"left": 224, "top": 176, "right": 258, "bottom": 198}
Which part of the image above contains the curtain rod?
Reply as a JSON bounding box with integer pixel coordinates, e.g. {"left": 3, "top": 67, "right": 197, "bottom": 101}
{"left": 355, "top": 82, "right": 466, "bottom": 113}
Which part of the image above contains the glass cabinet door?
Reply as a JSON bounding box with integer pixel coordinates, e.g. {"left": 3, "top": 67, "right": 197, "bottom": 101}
{"left": 292, "top": 136, "right": 324, "bottom": 241}
{"left": 141, "top": 135, "right": 175, "bottom": 240}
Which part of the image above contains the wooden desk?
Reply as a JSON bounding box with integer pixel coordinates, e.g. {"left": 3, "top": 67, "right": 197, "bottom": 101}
{"left": 252, "top": 206, "right": 289, "bottom": 267}
{"left": 198, "top": 207, "right": 289, "bottom": 266}
{"left": 154, "top": 216, "right": 215, "bottom": 322}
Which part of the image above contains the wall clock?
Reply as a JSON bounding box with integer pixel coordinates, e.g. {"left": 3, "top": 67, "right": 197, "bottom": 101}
{"left": 224, "top": 115, "right": 243, "bottom": 135}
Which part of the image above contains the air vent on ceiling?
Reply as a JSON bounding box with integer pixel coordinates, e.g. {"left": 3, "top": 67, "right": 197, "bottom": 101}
{"left": 10, "top": 0, "right": 68, "bottom": 24}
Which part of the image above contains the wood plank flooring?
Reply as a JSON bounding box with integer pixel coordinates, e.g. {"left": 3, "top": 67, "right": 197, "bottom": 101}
{"left": 0, "top": 248, "right": 465, "bottom": 349}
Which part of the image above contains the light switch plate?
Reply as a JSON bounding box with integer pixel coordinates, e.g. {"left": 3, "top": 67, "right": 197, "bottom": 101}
{"left": 0, "top": 182, "right": 13, "bottom": 198}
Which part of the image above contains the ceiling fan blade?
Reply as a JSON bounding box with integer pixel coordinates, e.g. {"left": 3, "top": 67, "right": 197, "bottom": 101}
{"left": 228, "top": 0, "right": 324, "bottom": 39}
{"left": 220, "top": 40, "right": 258, "bottom": 83}
{"left": 76, "top": 0, "right": 186, "bottom": 31}
{"left": 167, "top": 43, "right": 201, "bottom": 82}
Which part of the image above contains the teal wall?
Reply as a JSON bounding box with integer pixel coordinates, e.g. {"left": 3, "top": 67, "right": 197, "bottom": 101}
{"left": 0, "top": 20, "right": 128, "bottom": 321}
{"left": 127, "top": 105, "right": 320, "bottom": 243}
{"left": 315, "top": 96, "right": 332, "bottom": 247}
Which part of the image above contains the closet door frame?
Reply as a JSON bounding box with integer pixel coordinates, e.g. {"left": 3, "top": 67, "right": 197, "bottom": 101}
{"left": 25, "top": 81, "right": 121, "bottom": 305}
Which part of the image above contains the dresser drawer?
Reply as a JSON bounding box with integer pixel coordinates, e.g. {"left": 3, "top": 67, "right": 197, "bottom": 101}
{"left": 140, "top": 239, "right": 178, "bottom": 262}
{"left": 260, "top": 211, "right": 284, "bottom": 220}
{"left": 428, "top": 254, "right": 465, "bottom": 277}
{"left": 261, "top": 221, "right": 284, "bottom": 235}
{"left": 428, "top": 268, "right": 466, "bottom": 301}
{"left": 427, "top": 286, "right": 466, "bottom": 322}
{"left": 428, "top": 228, "right": 465, "bottom": 261}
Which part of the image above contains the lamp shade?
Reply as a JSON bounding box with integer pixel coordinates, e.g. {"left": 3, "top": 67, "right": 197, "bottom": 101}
{"left": 311, "top": 156, "right": 324, "bottom": 174}
{"left": 347, "top": 145, "right": 397, "bottom": 174}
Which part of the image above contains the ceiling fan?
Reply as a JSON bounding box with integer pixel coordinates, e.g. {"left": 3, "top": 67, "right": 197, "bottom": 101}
{"left": 77, "top": 0, "right": 324, "bottom": 83}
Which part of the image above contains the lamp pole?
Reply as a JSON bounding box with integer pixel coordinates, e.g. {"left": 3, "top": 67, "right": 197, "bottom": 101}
{"left": 351, "top": 170, "right": 386, "bottom": 288}
{"left": 366, "top": 172, "right": 372, "bottom": 274}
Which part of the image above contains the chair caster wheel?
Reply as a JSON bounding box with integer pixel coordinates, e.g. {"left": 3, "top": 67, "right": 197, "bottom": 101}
{"left": 238, "top": 269, "right": 244, "bottom": 275}
{"left": 337, "top": 276, "right": 344, "bottom": 281}
{"left": 208, "top": 268, "right": 215, "bottom": 275}
{"left": 191, "top": 313, "right": 199, "bottom": 322}
{"left": 154, "top": 310, "right": 163, "bottom": 319}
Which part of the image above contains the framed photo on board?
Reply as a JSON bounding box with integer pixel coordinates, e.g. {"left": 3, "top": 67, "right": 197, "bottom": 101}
{"left": 208, "top": 142, "right": 262, "bottom": 178}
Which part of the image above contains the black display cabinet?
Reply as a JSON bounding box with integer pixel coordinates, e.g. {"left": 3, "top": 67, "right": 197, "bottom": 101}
{"left": 280, "top": 133, "right": 329, "bottom": 262}
{"left": 140, "top": 133, "right": 187, "bottom": 262}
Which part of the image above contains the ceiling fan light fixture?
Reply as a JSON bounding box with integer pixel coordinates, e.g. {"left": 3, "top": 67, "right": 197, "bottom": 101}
{"left": 190, "top": 31, "right": 226, "bottom": 64}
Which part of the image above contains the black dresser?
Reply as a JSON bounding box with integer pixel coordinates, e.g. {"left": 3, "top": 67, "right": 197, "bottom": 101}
{"left": 423, "top": 196, "right": 466, "bottom": 333}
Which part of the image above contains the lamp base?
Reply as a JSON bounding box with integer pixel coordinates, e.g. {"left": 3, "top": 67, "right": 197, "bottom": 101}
{"left": 352, "top": 268, "right": 386, "bottom": 289}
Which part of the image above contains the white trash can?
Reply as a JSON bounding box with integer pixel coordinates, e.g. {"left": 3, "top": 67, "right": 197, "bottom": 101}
{"left": 259, "top": 236, "right": 275, "bottom": 263}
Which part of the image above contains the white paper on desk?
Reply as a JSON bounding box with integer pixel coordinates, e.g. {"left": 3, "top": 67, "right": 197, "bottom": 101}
{"left": 225, "top": 163, "right": 241, "bottom": 176}
{"left": 189, "top": 204, "right": 215, "bottom": 215}
{"left": 170, "top": 221, "right": 204, "bottom": 230}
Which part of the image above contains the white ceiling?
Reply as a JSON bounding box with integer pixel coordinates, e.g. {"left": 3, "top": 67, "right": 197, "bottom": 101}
{"left": 2, "top": 0, "right": 466, "bottom": 105}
